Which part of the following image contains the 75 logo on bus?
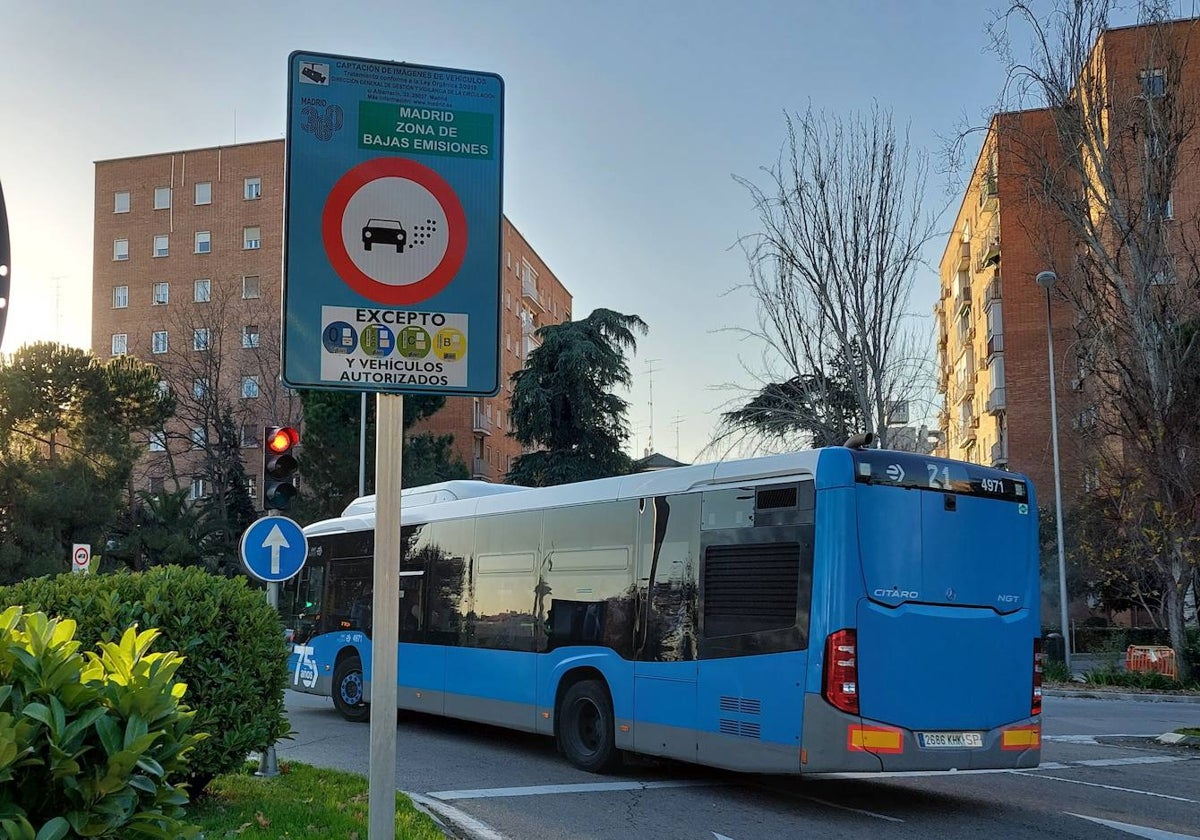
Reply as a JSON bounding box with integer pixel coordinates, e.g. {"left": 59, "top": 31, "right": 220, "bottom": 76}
{"left": 293, "top": 644, "right": 318, "bottom": 689}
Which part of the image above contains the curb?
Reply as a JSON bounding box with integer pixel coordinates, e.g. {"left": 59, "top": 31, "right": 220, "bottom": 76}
{"left": 1044, "top": 687, "right": 1200, "bottom": 704}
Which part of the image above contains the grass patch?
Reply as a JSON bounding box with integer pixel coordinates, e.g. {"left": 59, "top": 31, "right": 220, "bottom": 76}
{"left": 1178, "top": 728, "right": 1200, "bottom": 737}
{"left": 187, "top": 761, "right": 445, "bottom": 839}
{"left": 1083, "top": 667, "right": 1200, "bottom": 692}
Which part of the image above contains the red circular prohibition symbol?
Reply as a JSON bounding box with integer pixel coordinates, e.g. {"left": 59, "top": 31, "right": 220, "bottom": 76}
{"left": 321, "top": 157, "right": 468, "bottom": 306}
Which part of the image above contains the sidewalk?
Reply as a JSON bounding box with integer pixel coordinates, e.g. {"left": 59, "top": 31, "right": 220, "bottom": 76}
{"left": 1044, "top": 684, "right": 1200, "bottom": 704}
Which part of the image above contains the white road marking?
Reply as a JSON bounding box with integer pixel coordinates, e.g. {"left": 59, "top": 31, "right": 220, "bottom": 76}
{"left": 713, "top": 834, "right": 735, "bottom": 840}
{"left": 1044, "top": 734, "right": 1148, "bottom": 744}
{"left": 1067, "top": 813, "right": 1200, "bottom": 840}
{"left": 1074, "top": 756, "right": 1187, "bottom": 767}
{"left": 407, "top": 792, "right": 510, "bottom": 840}
{"left": 426, "top": 779, "right": 718, "bottom": 801}
{"left": 1026, "top": 773, "right": 1200, "bottom": 803}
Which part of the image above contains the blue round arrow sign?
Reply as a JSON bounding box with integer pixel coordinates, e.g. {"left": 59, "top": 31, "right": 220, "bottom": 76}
{"left": 239, "top": 515, "right": 309, "bottom": 582}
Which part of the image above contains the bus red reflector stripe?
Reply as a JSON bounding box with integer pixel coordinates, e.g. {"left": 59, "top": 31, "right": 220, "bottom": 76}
{"left": 1002, "top": 726, "right": 1040, "bottom": 750}
{"left": 847, "top": 725, "right": 904, "bottom": 754}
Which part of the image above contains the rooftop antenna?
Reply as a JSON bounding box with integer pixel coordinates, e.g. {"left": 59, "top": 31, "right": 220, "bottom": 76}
{"left": 645, "top": 359, "right": 660, "bottom": 455}
{"left": 671, "top": 412, "right": 684, "bottom": 460}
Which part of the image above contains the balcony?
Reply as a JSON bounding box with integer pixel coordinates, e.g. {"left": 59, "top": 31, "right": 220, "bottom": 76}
{"left": 473, "top": 407, "right": 494, "bottom": 437}
{"left": 986, "top": 332, "right": 1004, "bottom": 358}
{"left": 958, "top": 425, "right": 977, "bottom": 446}
{"left": 984, "top": 274, "right": 1002, "bottom": 306}
{"left": 521, "top": 276, "right": 544, "bottom": 312}
{"left": 986, "top": 386, "right": 1006, "bottom": 414}
{"left": 955, "top": 277, "right": 972, "bottom": 317}
{"left": 990, "top": 440, "right": 1008, "bottom": 468}
{"left": 956, "top": 241, "right": 971, "bottom": 272}
{"left": 979, "top": 174, "right": 998, "bottom": 213}
{"left": 472, "top": 456, "right": 494, "bottom": 480}
{"left": 978, "top": 223, "right": 1001, "bottom": 271}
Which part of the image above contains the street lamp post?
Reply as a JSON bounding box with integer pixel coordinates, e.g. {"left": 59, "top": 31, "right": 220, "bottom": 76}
{"left": 1035, "top": 270, "right": 1072, "bottom": 675}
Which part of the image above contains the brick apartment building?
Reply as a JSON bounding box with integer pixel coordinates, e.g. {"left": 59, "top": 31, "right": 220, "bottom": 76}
{"left": 934, "top": 18, "right": 1200, "bottom": 505}
{"left": 92, "top": 139, "right": 571, "bottom": 506}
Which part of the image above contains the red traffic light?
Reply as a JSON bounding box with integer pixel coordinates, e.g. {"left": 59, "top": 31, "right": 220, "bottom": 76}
{"left": 266, "top": 426, "right": 299, "bottom": 454}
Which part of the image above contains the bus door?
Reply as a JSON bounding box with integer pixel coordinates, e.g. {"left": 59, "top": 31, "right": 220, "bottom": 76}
{"left": 853, "top": 452, "right": 1038, "bottom": 733}
{"left": 634, "top": 494, "right": 699, "bottom": 763}
{"left": 398, "top": 562, "right": 443, "bottom": 715}
{"left": 694, "top": 482, "right": 814, "bottom": 773}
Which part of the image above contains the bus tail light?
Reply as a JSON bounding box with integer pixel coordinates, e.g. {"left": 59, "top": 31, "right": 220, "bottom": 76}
{"left": 823, "top": 629, "right": 859, "bottom": 715}
{"left": 1032, "top": 638, "right": 1043, "bottom": 716}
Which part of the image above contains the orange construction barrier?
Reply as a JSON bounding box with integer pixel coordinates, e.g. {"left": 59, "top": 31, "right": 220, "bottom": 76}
{"left": 1125, "top": 645, "right": 1178, "bottom": 680}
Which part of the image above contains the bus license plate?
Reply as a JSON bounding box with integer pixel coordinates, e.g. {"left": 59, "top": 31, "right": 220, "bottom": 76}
{"left": 918, "top": 732, "right": 983, "bottom": 749}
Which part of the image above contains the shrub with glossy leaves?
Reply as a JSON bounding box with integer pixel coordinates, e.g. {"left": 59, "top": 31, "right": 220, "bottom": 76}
{"left": 0, "top": 606, "right": 202, "bottom": 839}
{"left": 0, "top": 566, "right": 291, "bottom": 792}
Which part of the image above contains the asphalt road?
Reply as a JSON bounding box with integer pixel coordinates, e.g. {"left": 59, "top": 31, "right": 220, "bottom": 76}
{"left": 279, "top": 691, "right": 1200, "bottom": 840}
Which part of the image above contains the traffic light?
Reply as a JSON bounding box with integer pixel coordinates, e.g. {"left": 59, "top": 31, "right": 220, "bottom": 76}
{"left": 262, "top": 425, "right": 300, "bottom": 511}
{"left": 0, "top": 179, "right": 10, "bottom": 348}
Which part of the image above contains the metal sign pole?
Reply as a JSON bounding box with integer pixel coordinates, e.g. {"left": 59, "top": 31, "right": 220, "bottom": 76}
{"left": 369, "top": 393, "right": 403, "bottom": 839}
{"left": 257, "top": 537, "right": 282, "bottom": 777}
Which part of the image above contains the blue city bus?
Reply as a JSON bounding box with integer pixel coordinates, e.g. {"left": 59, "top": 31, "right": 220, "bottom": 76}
{"left": 281, "top": 445, "right": 1043, "bottom": 774}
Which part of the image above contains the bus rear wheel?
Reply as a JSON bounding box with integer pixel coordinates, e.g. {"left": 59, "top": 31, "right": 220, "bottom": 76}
{"left": 332, "top": 655, "right": 370, "bottom": 722}
{"left": 557, "top": 679, "right": 621, "bottom": 773}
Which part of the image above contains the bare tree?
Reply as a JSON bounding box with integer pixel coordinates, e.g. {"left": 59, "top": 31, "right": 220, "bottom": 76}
{"left": 987, "top": 0, "right": 1200, "bottom": 676}
{"left": 713, "top": 105, "right": 940, "bottom": 456}
{"left": 147, "top": 276, "right": 300, "bottom": 544}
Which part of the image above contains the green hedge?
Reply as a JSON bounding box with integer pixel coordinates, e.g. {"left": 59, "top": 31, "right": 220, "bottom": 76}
{"left": 0, "top": 607, "right": 202, "bottom": 839}
{"left": 0, "top": 567, "right": 291, "bottom": 792}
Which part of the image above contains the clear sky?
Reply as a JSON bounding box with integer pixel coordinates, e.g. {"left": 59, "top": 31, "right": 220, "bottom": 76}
{"left": 1, "top": 0, "right": 1072, "bottom": 462}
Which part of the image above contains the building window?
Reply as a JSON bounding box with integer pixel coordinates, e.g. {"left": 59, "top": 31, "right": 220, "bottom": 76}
{"left": 1147, "top": 193, "right": 1176, "bottom": 219}
{"left": 242, "top": 275, "right": 261, "bottom": 299}
{"left": 244, "top": 177, "right": 261, "bottom": 200}
{"left": 192, "top": 377, "right": 209, "bottom": 399}
{"left": 114, "top": 191, "right": 130, "bottom": 214}
{"left": 154, "top": 187, "right": 171, "bottom": 210}
{"left": 243, "top": 226, "right": 261, "bottom": 250}
{"left": 505, "top": 290, "right": 511, "bottom": 310}
{"left": 195, "top": 231, "right": 211, "bottom": 254}
{"left": 153, "top": 235, "right": 169, "bottom": 257}
{"left": 241, "top": 424, "right": 259, "bottom": 447}
{"left": 156, "top": 380, "right": 170, "bottom": 398}
{"left": 148, "top": 476, "right": 165, "bottom": 495}
{"left": 189, "top": 477, "right": 207, "bottom": 500}
{"left": 149, "top": 431, "right": 166, "bottom": 452}
{"left": 191, "top": 426, "right": 208, "bottom": 449}
{"left": 243, "top": 324, "right": 260, "bottom": 348}
{"left": 194, "top": 278, "right": 211, "bottom": 302}
{"left": 246, "top": 475, "right": 258, "bottom": 501}
{"left": 1140, "top": 68, "right": 1166, "bottom": 98}
{"left": 113, "top": 239, "right": 129, "bottom": 261}
{"left": 152, "top": 330, "right": 168, "bottom": 354}
{"left": 152, "top": 282, "right": 169, "bottom": 305}
{"left": 111, "top": 334, "right": 127, "bottom": 356}
{"left": 194, "top": 182, "right": 212, "bottom": 205}
{"left": 241, "top": 376, "right": 260, "bottom": 399}
{"left": 112, "top": 285, "right": 128, "bottom": 309}
{"left": 193, "top": 328, "right": 210, "bottom": 351}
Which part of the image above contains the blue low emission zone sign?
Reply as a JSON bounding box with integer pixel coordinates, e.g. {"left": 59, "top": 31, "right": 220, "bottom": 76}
{"left": 284, "top": 52, "right": 503, "bottom": 395}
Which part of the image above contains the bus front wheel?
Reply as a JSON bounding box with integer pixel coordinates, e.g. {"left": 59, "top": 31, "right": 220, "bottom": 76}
{"left": 332, "top": 655, "right": 370, "bottom": 723}
{"left": 557, "top": 679, "right": 621, "bottom": 773}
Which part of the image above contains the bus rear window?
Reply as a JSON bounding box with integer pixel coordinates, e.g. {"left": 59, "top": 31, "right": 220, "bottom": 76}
{"left": 852, "top": 451, "right": 1028, "bottom": 503}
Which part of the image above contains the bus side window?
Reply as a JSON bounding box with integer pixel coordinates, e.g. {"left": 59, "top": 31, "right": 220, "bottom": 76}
{"left": 638, "top": 493, "right": 701, "bottom": 662}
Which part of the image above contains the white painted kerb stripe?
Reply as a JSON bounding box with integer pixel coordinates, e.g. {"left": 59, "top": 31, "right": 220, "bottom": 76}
{"left": 407, "top": 792, "right": 510, "bottom": 840}
{"left": 1068, "top": 813, "right": 1200, "bottom": 840}
{"left": 427, "top": 779, "right": 717, "bottom": 801}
